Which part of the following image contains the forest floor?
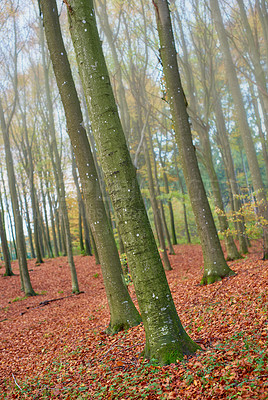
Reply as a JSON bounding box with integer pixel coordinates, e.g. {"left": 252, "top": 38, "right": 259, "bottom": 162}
{"left": 0, "top": 241, "right": 267, "bottom": 399}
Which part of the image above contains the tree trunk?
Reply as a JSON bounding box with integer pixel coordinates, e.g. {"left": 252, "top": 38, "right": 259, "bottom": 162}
{"left": 21, "top": 176, "right": 36, "bottom": 259}
{"left": 153, "top": 0, "right": 235, "bottom": 284}
{"left": 45, "top": 178, "right": 59, "bottom": 257}
{"left": 210, "top": 0, "right": 268, "bottom": 259}
{"left": 212, "top": 87, "right": 248, "bottom": 254}
{"left": 39, "top": 15, "right": 79, "bottom": 292}
{"left": 41, "top": 0, "right": 141, "bottom": 333}
{"left": 0, "top": 100, "right": 35, "bottom": 295}
{"left": 0, "top": 206, "right": 13, "bottom": 276}
{"left": 67, "top": 0, "right": 199, "bottom": 364}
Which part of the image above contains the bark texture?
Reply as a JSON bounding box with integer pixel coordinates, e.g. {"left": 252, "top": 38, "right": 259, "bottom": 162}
{"left": 153, "top": 0, "right": 235, "bottom": 284}
{"left": 67, "top": 0, "right": 199, "bottom": 364}
{"left": 41, "top": 0, "right": 141, "bottom": 333}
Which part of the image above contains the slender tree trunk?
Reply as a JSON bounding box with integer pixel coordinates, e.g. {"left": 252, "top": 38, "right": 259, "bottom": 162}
{"left": 176, "top": 164, "right": 191, "bottom": 244}
{"left": 45, "top": 179, "right": 59, "bottom": 257}
{"left": 67, "top": 0, "right": 199, "bottom": 364}
{"left": 143, "top": 138, "right": 172, "bottom": 270}
{"left": 147, "top": 125, "right": 175, "bottom": 255}
{"left": 41, "top": 0, "right": 141, "bottom": 333}
{"left": 39, "top": 177, "right": 54, "bottom": 258}
{"left": 1, "top": 173, "right": 17, "bottom": 259}
{"left": 71, "top": 153, "right": 92, "bottom": 256}
{"left": 0, "top": 205, "right": 13, "bottom": 276}
{"left": 153, "top": 0, "right": 235, "bottom": 283}
{"left": 21, "top": 176, "right": 36, "bottom": 259}
{"left": 212, "top": 85, "right": 248, "bottom": 254}
{"left": 39, "top": 16, "right": 79, "bottom": 291}
{"left": 163, "top": 170, "right": 177, "bottom": 245}
{"left": 0, "top": 100, "right": 35, "bottom": 295}
{"left": 210, "top": 0, "right": 268, "bottom": 259}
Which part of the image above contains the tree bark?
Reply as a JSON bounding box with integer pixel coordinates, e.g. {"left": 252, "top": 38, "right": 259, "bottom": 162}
{"left": 39, "top": 15, "right": 79, "bottom": 291}
{"left": 41, "top": 0, "right": 141, "bottom": 333}
{"left": 0, "top": 205, "right": 13, "bottom": 276}
{"left": 67, "top": 0, "right": 199, "bottom": 364}
{"left": 153, "top": 0, "right": 235, "bottom": 283}
{"left": 0, "top": 100, "right": 35, "bottom": 295}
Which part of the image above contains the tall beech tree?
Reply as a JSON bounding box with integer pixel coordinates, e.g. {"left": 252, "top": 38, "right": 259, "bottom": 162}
{"left": 39, "top": 15, "right": 79, "bottom": 291}
{"left": 210, "top": 0, "right": 268, "bottom": 259}
{"left": 0, "top": 99, "right": 35, "bottom": 295}
{"left": 66, "top": 0, "right": 199, "bottom": 364}
{"left": 40, "top": 0, "right": 141, "bottom": 334}
{"left": 152, "top": 0, "right": 235, "bottom": 284}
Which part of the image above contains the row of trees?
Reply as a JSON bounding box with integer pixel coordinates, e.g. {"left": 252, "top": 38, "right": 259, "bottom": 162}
{"left": 0, "top": 0, "right": 267, "bottom": 363}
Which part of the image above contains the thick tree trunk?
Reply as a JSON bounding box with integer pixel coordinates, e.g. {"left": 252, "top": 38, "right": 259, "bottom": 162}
{"left": 41, "top": 0, "right": 141, "bottom": 333}
{"left": 67, "top": 0, "right": 199, "bottom": 364}
{"left": 153, "top": 0, "right": 235, "bottom": 283}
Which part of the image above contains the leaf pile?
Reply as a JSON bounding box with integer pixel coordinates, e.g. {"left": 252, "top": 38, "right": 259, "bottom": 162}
{"left": 0, "top": 242, "right": 267, "bottom": 399}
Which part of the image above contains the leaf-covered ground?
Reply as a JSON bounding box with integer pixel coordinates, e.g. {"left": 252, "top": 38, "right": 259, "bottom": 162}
{"left": 0, "top": 242, "right": 267, "bottom": 399}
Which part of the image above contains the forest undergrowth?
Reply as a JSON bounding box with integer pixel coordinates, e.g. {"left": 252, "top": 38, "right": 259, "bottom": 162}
{"left": 0, "top": 242, "right": 267, "bottom": 399}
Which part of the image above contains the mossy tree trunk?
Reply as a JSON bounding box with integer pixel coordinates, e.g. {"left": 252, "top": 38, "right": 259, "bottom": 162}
{"left": 66, "top": 0, "right": 199, "bottom": 364}
{"left": 153, "top": 0, "right": 235, "bottom": 284}
{"left": 41, "top": 0, "right": 141, "bottom": 333}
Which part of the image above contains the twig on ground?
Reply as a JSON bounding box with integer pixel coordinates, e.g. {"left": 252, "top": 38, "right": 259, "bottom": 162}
{"left": 12, "top": 373, "right": 23, "bottom": 392}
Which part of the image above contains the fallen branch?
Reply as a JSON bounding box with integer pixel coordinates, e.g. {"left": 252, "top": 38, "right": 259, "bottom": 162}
{"left": 20, "top": 292, "right": 84, "bottom": 315}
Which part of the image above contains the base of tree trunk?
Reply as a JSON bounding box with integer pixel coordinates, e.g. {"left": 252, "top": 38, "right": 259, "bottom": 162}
{"left": 4, "top": 271, "right": 14, "bottom": 276}
{"left": 25, "top": 291, "right": 36, "bottom": 297}
{"left": 226, "top": 252, "right": 242, "bottom": 261}
{"left": 201, "top": 268, "right": 236, "bottom": 285}
{"left": 143, "top": 337, "right": 200, "bottom": 366}
{"left": 105, "top": 317, "right": 142, "bottom": 335}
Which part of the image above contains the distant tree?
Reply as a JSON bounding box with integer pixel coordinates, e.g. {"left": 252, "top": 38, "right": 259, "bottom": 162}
{"left": 0, "top": 199, "right": 13, "bottom": 276}
{"left": 210, "top": 0, "right": 268, "bottom": 259}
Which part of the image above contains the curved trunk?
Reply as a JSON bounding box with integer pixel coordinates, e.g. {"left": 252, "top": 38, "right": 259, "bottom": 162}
{"left": 41, "top": 0, "right": 141, "bottom": 333}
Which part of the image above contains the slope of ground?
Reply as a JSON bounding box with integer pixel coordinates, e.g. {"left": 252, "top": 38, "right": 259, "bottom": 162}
{"left": 0, "top": 242, "right": 267, "bottom": 399}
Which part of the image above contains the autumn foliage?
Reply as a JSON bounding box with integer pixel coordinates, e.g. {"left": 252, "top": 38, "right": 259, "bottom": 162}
{"left": 0, "top": 242, "right": 267, "bottom": 399}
